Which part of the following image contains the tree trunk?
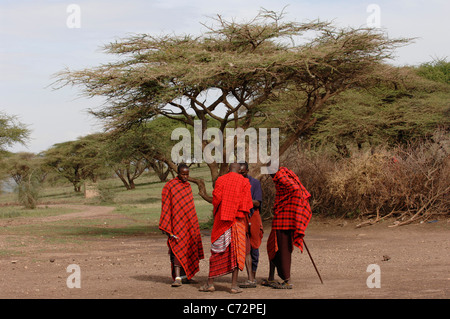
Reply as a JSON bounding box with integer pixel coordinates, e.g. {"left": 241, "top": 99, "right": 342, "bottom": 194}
{"left": 115, "top": 169, "right": 131, "bottom": 190}
{"left": 129, "top": 178, "right": 136, "bottom": 190}
{"left": 149, "top": 160, "right": 171, "bottom": 182}
{"left": 126, "top": 167, "right": 136, "bottom": 190}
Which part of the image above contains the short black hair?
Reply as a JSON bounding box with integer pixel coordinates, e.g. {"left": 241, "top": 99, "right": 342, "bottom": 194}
{"left": 238, "top": 161, "right": 249, "bottom": 170}
{"left": 177, "top": 163, "right": 189, "bottom": 173}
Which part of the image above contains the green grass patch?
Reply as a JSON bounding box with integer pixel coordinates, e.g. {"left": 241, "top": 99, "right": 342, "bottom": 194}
{"left": 0, "top": 206, "right": 78, "bottom": 219}
{"left": 0, "top": 165, "right": 215, "bottom": 240}
{"left": 0, "top": 249, "right": 24, "bottom": 257}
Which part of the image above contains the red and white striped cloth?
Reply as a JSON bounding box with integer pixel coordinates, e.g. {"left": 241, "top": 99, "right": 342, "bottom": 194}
{"left": 208, "top": 172, "right": 253, "bottom": 278}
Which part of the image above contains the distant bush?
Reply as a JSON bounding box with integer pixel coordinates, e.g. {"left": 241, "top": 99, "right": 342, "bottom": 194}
{"left": 17, "top": 176, "right": 40, "bottom": 209}
{"left": 415, "top": 58, "right": 450, "bottom": 85}
{"left": 96, "top": 181, "right": 116, "bottom": 204}
{"left": 261, "top": 129, "right": 449, "bottom": 225}
{"left": 260, "top": 144, "right": 338, "bottom": 219}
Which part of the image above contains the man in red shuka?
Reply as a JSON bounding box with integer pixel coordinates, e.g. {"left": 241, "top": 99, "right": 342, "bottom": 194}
{"left": 199, "top": 163, "right": 253, "bottom": 294}
{"left": 264, "top": 166, "right": 312, "bottom": 289}
{"left": 159, "top": 163, "right": 204, "bottom": 287}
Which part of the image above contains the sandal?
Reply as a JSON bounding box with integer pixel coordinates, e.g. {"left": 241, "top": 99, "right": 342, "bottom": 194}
{"left": 198, "top": 283, "right": 215, "bottom": 292}
{"left": 171, "top": 277, "right": 182, "bottom": 287}
{"left": 272, "top": 281, "right": 293, "bottom": 289}
{"left": 239, "top": 280, "right": 257, "bottom": 288}
{"left": 261, "top": 279, "right": 277, "bottom": 287}
{"left": 230, "top": 287, "right": 243, "bottom": 294}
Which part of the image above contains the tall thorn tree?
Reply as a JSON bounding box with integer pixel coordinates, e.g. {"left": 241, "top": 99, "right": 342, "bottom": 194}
{"left": 54, "top": 9, "right": 410, "bottom": 200}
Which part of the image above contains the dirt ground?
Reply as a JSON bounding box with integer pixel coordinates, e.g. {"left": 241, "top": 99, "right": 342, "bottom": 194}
{"left": 0, "top": 205, "right": 448, "bottom": 300}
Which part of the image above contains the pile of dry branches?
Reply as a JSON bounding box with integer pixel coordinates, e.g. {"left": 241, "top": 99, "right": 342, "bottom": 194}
{"left": 261, "top": 130, "right": 449, "bottom": 227}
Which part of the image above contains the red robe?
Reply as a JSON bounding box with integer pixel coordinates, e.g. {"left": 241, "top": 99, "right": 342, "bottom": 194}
{"left": 208, "top": 172, "right": 253, "bottom": 278}
{"left": 268, "top": 167, "right": 312, "bottom": 260}
{"left": 159, "top": 177, "right": 204, "bottom": 280}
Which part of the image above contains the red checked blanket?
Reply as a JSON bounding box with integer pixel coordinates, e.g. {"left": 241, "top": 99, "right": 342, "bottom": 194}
{"left": 208, "top": 172, "right": 253, "bottom": 277}
{"left": 271, "top": 167, "right": 312, "bottom": 252}
{"left": 159, "top": 177, "right": 204, "bottom": 280}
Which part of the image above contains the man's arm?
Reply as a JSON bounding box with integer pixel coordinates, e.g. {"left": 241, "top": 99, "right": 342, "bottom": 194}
{"left": 240, "top": 179, "right": 254, "bottom": 215}
{"left": 274, "top": 173, "right": 300, "bottom": 192}
{"left": 252, "top": 179, "right": 263, "bottom": 208}
{"left": 212, "top": 177, "right": 223, "bottom": 215}
{"left": 159, "top": 184, "right": 173, "bottom": 234}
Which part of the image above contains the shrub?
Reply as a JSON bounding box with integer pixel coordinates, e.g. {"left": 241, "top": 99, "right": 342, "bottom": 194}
{"left": 17, "top": 176, "right": 40, "bottom": 209}
{"left": 260, "top": 143, "right": 338, "bottom": 219}
{"left": 261, "top": 129, "right": 449, "bottom": 225}
{"left": 415, "top": 58, "right": 450, "bottom": 85}
{"left": 96, "top": 181, "right": 116, "bottom": 203}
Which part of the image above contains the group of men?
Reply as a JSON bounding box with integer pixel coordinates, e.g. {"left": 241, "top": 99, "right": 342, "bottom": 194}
{"left": 159, "top": 162, "right": 312, "bottom": 294}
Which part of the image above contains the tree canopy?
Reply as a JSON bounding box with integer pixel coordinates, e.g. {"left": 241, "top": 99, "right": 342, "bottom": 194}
{"left": 0, "top": 112, "right": 30, "bottom": 152}
{"left": 101, "top": 117, "right": 184, "bottom": 189}
{"left": 55, "top": 9, "right": 410, "bottom": 198}
{"left": 43, "top": 134, "right": 107, "bottom": 192}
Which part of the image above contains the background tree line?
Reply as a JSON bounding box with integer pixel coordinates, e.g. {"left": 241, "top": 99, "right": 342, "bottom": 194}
{"left": 1, "top": 10, "right": 448, "bottom": 224}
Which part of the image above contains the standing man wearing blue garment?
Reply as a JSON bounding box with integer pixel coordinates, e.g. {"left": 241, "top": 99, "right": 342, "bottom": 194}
{"left": 238, "top": 161, "right": 264, "bottom": 288}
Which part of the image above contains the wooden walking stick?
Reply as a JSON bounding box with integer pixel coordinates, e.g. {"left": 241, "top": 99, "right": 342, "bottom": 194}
{"left": 303, "top": 239, "right": 323, "bottom": 284}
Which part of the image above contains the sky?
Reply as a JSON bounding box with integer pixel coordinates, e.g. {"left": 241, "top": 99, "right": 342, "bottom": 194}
{"left": 1, "top": 0, "right": 449, "bottom": 154}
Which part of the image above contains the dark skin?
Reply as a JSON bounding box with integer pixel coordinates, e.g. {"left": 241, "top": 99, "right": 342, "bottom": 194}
{"left": 266, "top": 168, "right": 288, "bottom": 285}
{"left": 203, "top": 163, "right": 244, "bottom": 293}
{"left": 169, "top": 166, "right": 190, "bottom": 283}
{"left": 178, "top": 167, "right": 189, "bottom": 183}
{"left": 239, "top": 164, "right": 261, "bottom": 208}
{"left": 239, "top": 163, "right": 261, "bottom": 284}
{"left": 229, "top": 162, "right": 241, "bottom": 173}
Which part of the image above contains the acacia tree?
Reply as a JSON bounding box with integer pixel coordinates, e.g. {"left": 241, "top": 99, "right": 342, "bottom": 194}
{"left": 102, "top": 115, "right": 199, "bottom": 188}
{"left": 55, "top": 9, "right": 409, "bottom": 200}
{"left": 101, "top": 130, "right": 148, "bottom": 190}
{"left": 43, "top": 134, "right": 107, "bottom": 192}
{"left": 0, "top": 152, "right": 47, "bottom": 185}
{"left": 0, "top": 152, "right": 47, "bottom": 208}
{"left": 0, "top": 112, "right": 29, "bottom": 152}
